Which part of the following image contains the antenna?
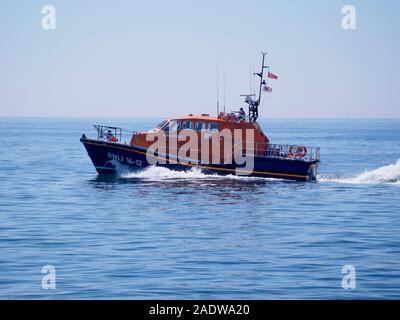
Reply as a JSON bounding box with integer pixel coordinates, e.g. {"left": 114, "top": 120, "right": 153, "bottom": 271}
{"left": 249, "top": 65, "right": 252, "bottom": 96}
{"left": 216, "top": 61, "right": 220, "bottom": 116}
{"left": 223, "top": 72, "right": 226, "bottom": 113}
{"left": 253, "top": 67, "right": 256, "bottom": 96}
{"left": 257, "top": 52, "right": 267, "bottom": 105}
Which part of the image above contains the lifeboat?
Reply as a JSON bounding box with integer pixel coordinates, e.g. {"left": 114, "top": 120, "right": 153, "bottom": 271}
{"left": 81, "top": 53, "right": 320, "bottom": 181}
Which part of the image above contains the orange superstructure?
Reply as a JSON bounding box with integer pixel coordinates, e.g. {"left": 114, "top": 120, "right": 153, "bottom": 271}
{"left": 131, "top": 113, "right": 269, "bottom": 163}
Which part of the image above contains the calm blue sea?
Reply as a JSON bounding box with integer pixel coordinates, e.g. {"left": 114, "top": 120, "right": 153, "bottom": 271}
{"left": 0, "top": 118, "right": 399, "bottom": 299}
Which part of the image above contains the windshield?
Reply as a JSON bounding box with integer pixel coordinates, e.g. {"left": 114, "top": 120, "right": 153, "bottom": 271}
{"left": 156, "top": 120, "right": 168, "bottom": 129}
{"left": 163, "top": 120, "right": 180, "bottom": 133}
{"left": 169, "top": 120, "right": 179, "bottom": 132}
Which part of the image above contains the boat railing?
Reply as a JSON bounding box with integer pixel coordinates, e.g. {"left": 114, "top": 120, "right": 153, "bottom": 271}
{"left": 150, "top": 142, "right": 320, "bottom": 162}
{"left": 93, "top": 125, "right": 122, "bottom": 142}
{"left": 257, "top": 142, "right": 320, "bottom": 161}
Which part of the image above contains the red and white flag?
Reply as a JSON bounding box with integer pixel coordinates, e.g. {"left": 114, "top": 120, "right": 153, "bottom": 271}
{"left": 268, "top": 72, "right": 278, "bottom": 80}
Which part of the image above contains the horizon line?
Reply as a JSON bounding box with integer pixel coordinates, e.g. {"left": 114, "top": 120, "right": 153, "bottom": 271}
{"left": 0, "top": 116, "right": 399, "bottom": 120}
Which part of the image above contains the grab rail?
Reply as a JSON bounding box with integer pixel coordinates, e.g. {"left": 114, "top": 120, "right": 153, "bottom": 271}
{"left": 149, "top": 143, "right": 320, "bottom": 162}
{"left": 234, "top": 142, "right": 319, "bottom": 161}
{"left": 93, "top": 125, "right": 122, "bottom": 142}
{"left": 264, "top": 143, "right": 320, "bottom": 161}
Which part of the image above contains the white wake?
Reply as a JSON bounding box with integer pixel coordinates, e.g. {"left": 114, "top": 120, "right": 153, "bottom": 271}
{"left": 319, "top": 160, "right": 400, "bottom": 185}
{"left": 121, "top": 166, "right": 271, "bottom": 182}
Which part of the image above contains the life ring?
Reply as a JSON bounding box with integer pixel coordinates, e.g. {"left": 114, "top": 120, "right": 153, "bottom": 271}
{"left": 288, "top": 145, "right": 295, "bottom": 158}
{"left": 296, "top": 146, "right": 307, "bottom": 158}
{"left": 288, "top": 146, "right": 307, "bottom": 158}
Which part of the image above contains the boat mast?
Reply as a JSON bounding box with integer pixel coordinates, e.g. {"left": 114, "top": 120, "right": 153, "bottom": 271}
{"left": 247, "top": 52, "right": 268, "bottom": 122}
{"left": 257, "top": 52, "right": 267, "bottom": 107}
{"left": 216, "top": 62, "right": 220, "bottom": 116}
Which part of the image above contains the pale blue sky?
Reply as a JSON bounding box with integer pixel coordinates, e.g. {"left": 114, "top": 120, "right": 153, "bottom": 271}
{"left": 0, "top": 0, "right": 399, "bottom": 118}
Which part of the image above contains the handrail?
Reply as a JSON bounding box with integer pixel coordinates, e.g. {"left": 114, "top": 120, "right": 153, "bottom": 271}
{"left": 147, "top": 143, "right": 320, "bottom": 162}
{"left": 264, "top": 143, "right": 320, "bottom": 161}
{"left": 93, "top": 125, "right": 122, "bottom": 142}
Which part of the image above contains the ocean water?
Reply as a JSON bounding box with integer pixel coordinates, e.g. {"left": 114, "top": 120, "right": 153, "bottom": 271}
{"left": 0, "top": 118, "right": 399, "bottom": 299}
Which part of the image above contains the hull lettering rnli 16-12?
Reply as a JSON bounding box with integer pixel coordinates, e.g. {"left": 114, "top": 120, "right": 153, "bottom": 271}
{"left": 80, "top": 53, "right": 320, "bottom": 181}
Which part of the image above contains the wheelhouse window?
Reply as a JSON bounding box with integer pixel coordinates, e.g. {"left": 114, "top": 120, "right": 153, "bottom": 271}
{"left": 156, "top": 120, "right": 168, "bottom": 129}
{"left": 164, "top": 120, "right": 180, "bottom": 133}
{"left": 208, "top": 123, "right": 219, "bottom": 132}
{"left": 195, "top": 122, "right": 206, "bottom": 132}
{"left": 181, "top": 121, "right": 193, "bottom": 130}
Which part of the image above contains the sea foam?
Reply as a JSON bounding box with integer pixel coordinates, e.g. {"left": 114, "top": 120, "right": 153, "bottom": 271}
{"left": 121, "top": 166, "right": 271, "bottom": 181}
{"left": 319, "top": 160, "right": 400, "bottom": 185}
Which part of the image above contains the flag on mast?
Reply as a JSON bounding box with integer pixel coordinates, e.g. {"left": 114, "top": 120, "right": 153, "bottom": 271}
{"left": 268, "top": 72, "right": 278, "bottom": 80}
